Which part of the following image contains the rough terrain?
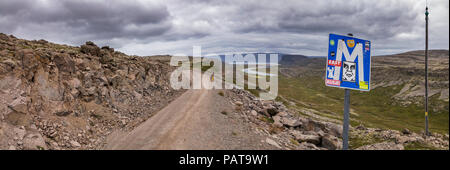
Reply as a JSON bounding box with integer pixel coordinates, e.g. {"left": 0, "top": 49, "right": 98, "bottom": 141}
{"left": 1, "top": 33, "right": 448, "bottom": 150}
{"left": 0, "top": 33, "right": 183, "bottom": 150}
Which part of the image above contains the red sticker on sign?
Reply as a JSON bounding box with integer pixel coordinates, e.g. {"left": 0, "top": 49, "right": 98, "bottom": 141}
{"left": 326, "top": 79, "right": 341, "bottom": 86}
{"left": 327, "top": 60, "right": 341, "bottom": 66}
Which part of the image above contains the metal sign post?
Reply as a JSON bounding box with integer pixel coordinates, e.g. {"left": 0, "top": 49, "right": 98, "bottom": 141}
{"left": 325, "top": 33, "right": 371, "bottom": 150}
{"left": 343, "top": 89, "right": 350, "bottom": 150}
{"left": 425, "top": 6, "right": 429, "bottom": 136}
{"left": 342, "top": 33, "right": 353, "bottom": 150}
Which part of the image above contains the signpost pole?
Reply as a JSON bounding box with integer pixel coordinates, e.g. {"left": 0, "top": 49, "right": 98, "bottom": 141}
{"left": 343, "top": 89, "right": 350, "bottom": 150}
{"left": 425, "top": 6, "right": 429, "bottom": 136}
{"left": 341, "top": 33, "right": 354, "bottom": 150}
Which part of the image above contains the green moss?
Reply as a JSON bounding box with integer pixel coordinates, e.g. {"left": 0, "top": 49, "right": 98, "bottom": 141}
{"left": 404, "top": 142, "right": 440, "bottom": 150}
{"left": 247, "top": 89, "right": 260, "bottom": 97}
{"left": 36, "top": 146, "right": 46, "bottom": 150}
{"left": 259, "top": 115, "right": 274, "bottom": 123}
{"left": 290, "top": 138, "right": 300, "bottom": 146}
{"left": 348, "top": 132, "right": 387, "bottom": 149}
{"left": 221, "top": 111, "right": 228, "bottom": 115}
{"left": 218, "top": 91, "right": 224, "bottom": 96}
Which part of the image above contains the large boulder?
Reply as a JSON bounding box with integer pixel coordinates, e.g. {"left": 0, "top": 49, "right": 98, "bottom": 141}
{"left": 272, "top": 115, "right": 283, "bottom": 127}
{"left": 250, "top": 110, "right": 258, "bottom": 117}
{"left": 0, "top": 33, "right": 9, "bottom": 41}
{"left": 303, "top": 119, "right": 326, "bottom": 132}
{"left": 258, "top": 104, "right": 278, "bottom": 117}
{"left": 402, "top": 128, "right": 411, "bottom": 135}
{"left": 0, "top": 59, "right": 16, "bottom": 74}
{"left": 325, "top": 122, "right": 343, "bottom": 138}
{"left": 80, "top": 41, "right": 101, "bottom": 56}
{"left": 265, "top": 106, "right": 279, "bottom": 116}
{"left": 17, "top": 49, "right": 38, "bottom": 70}
{"left": 394, "top": 134, "right": 423, "bottom": 144}
{"left": 22, "top": 133, "right": 47, "bottom": 150}
{"left": 297, "top": 142, "right": 320, "bottom": 150}
{"left": 34, "top": 68, "right": 63, "bottom": 101}
{"left": 100, "top": 51, "right": 113, "bottom": 64}
{"left": 265, "top": 138, "right": 281, "bottom": 149}
{"left": 8, "top": 97, "right": 28, "bottom": 114}
{"left": 12, "top": 127, "right": 27, "bottom": 140}
{"left": 290, "top": 130, "right": 321, "bottom": 145}
{"left": 53, "top": 53, "right": 75, "bottom": 73}
{"left": 101, "top": 46, "right": 114, "bottom": 53}
{"left": 235, "top": 101, "right": 243, "bottom": 106}
{"left": 70, "top": 140, "right": 81, "bottom": 148}
{"left": 68, "top": 78, "right": 81, "bottom": 89}
{"left": 395, "top": 135, "right": 410, "bottom": 144}
{"left": 356, "top": 142, "right": 404, "bottom": 150}
{"left": 281, "top": 117, "right": 302, "bottom": 127}
{"left": 321, "top": 134, "right": 342, "bottom": 150}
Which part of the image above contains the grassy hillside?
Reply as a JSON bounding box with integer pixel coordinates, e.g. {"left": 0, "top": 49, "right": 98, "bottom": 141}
{"left": 278, "top": 75, "right": 449, "bottom": 134}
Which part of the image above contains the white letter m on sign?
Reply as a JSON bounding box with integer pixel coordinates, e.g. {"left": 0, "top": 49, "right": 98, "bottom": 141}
{"left": 332, "top": 39, "right": 365, "bottom": 82}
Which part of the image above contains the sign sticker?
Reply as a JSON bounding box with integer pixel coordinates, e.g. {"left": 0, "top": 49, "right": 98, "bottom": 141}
{"left": 342, "top": 61, "right": 356, "bottom": 82}
{"left": 346, "top": 39, "right": 355, "bottom": 48}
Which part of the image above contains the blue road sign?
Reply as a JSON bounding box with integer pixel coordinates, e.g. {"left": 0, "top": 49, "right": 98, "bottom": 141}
{"left": 325, "top": 33, "right": 371, "bottom": 91}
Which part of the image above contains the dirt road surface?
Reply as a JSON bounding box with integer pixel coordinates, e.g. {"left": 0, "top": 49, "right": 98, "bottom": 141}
{"left": 105, "top": 71, "right": 277, "bottom": 150}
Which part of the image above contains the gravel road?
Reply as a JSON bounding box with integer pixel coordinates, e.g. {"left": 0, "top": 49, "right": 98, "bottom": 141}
{"left": 105, "top": 71, "right": 277, "bottom": 150}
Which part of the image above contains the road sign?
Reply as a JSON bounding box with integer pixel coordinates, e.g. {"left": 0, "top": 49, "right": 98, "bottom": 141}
{"left": 325, "top": 33, "right": 371, "bottom": 91}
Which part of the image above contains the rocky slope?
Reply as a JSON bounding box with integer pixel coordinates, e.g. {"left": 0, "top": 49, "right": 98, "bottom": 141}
{"left": 280, "top": 50, "right": 449, "bottom": 104}
{"left": 226, "top": 89, "right": 448, "bottom": 150}
{"left": 0, "top": 33, "right": 183, "bottom": 150}
{"left": 372, "top": 50, "right": 449, "bottom": 104}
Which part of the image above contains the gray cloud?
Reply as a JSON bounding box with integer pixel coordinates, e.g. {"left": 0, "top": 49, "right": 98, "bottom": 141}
{"left": 1, "top": 0, "right": 171, "bottom": 44}
{"left": 0, "top": 0, "right": 448, "bottom": 56}
{"left": 176, "top": 0, "right": 419, "bottom": 40}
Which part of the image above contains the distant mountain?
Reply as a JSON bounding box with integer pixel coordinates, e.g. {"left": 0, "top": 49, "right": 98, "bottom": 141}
{"left": 204, "top": 53, "right": 282, "bottom": 64}
{"left": 202, "top": 53, "right": 330, "bottom": 67}
{"left": 204, "top": 53, "right": 313, "bottom": 65}
{"left": 279, "top": 54, "right": 315, "bottom": 67}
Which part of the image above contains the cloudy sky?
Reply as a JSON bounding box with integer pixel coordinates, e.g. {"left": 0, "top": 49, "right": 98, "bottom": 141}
{"left": 0, "top": 0, "right": 448, "bottom": 56}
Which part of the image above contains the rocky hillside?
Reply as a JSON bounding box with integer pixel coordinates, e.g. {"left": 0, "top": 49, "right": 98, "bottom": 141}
{"left": 372, "top": 50, "right": 449, "bottom": 105}
{"left": 280, "top": 50, "right": 449, "bottom": 104}
{"left": 227, "top": 89, "right": 448, "bottom": 150}
{"left": 0, "top": 33, "right": 183, "bottom": 150}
